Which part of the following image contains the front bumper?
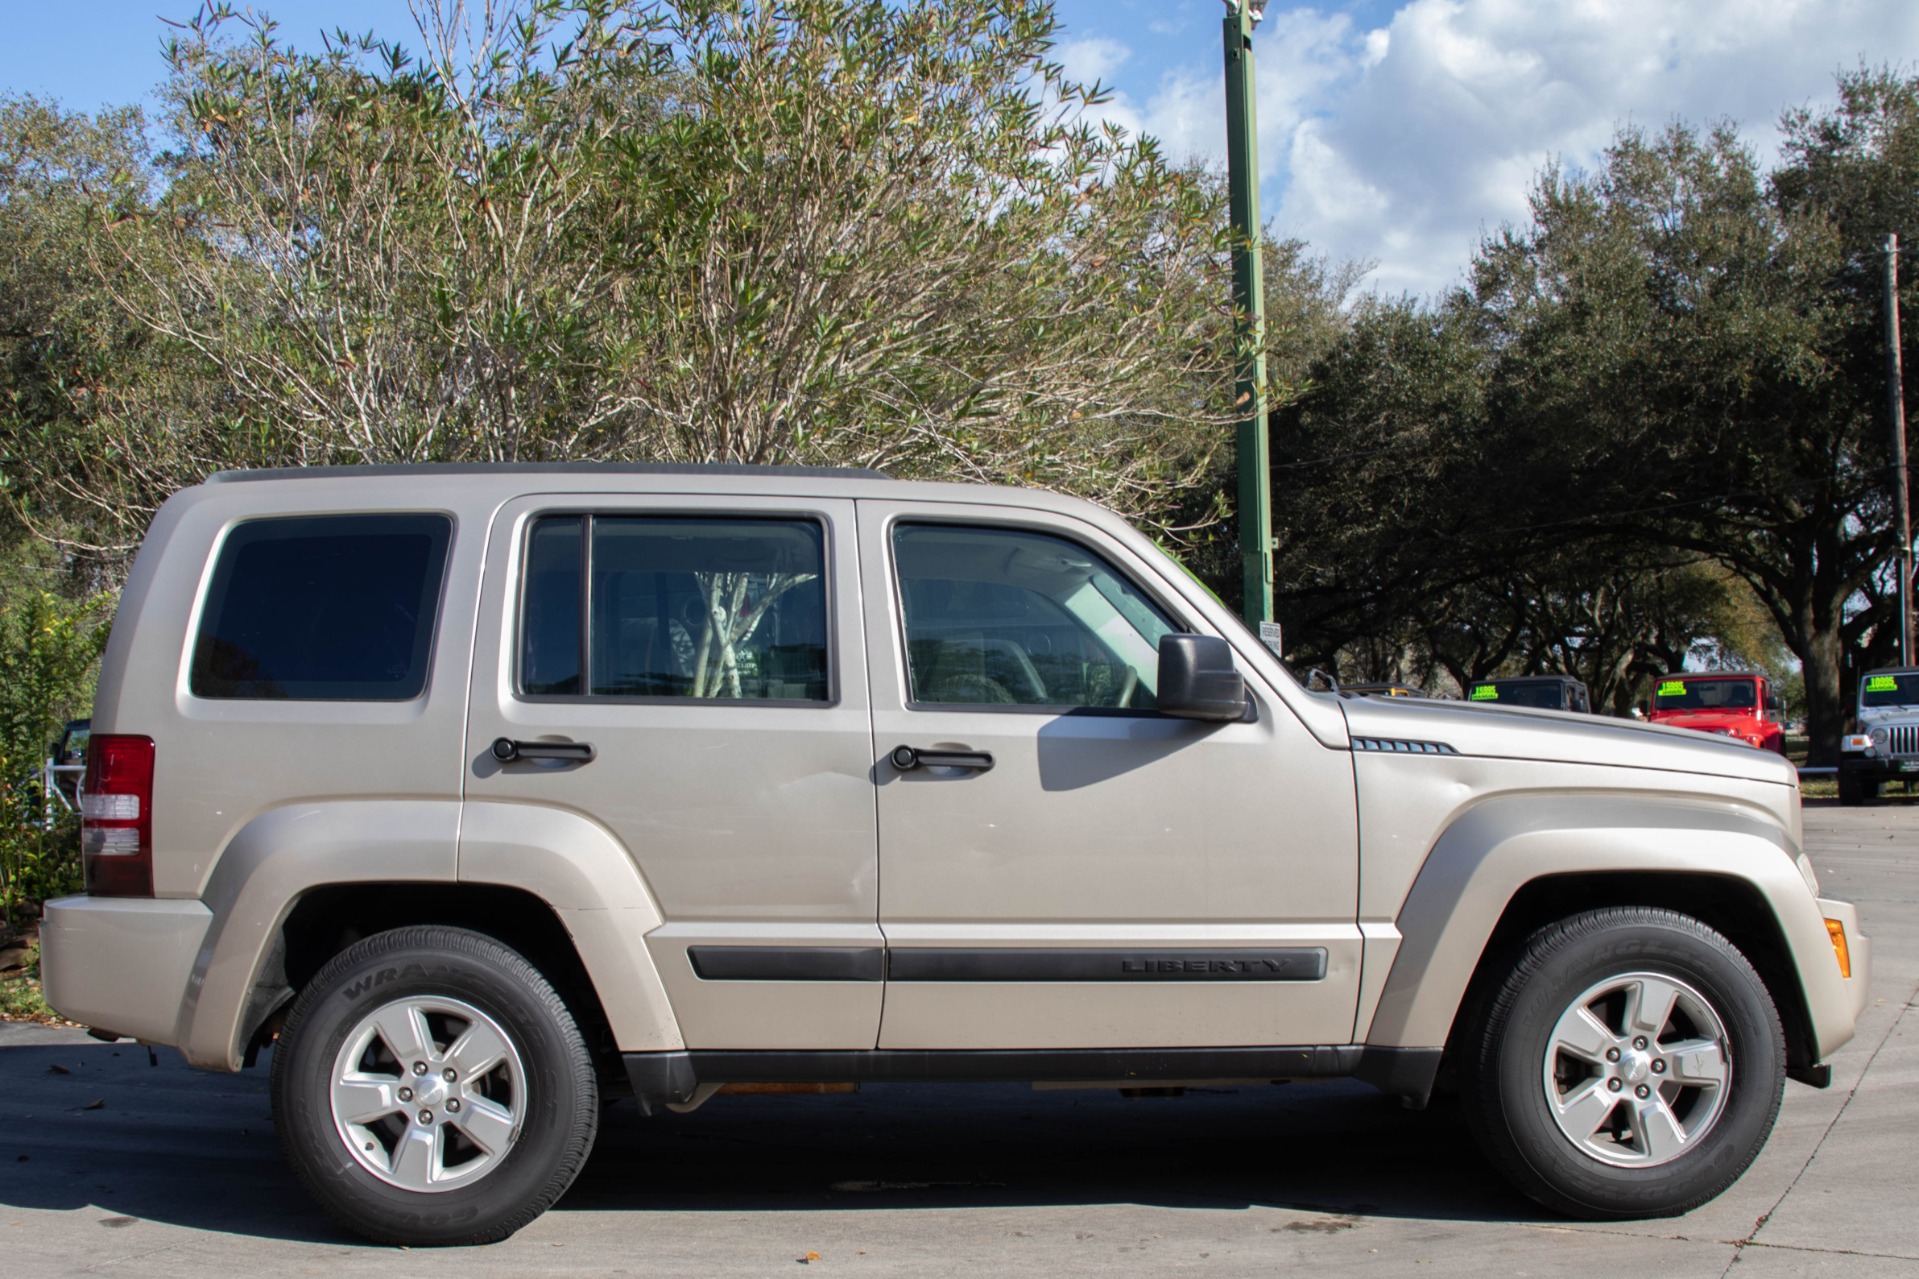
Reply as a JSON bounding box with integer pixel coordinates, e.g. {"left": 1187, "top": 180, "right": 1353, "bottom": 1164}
{"left": 1840, "top": 752, "right": 1919, "bottom": 780}
{"left": 1817, "top": 896, "right": 1872, "bottom": 1033}
{"left": 38, "top": 896, "right": 212, "bottom": 1045}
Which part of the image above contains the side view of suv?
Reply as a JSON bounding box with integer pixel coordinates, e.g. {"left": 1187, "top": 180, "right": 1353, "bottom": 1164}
{"left": 1838, "top": 666, "right": 1919, "bottom": 804}
{"left": 40, "top": 466, "right": 1868, "bottom": 1246}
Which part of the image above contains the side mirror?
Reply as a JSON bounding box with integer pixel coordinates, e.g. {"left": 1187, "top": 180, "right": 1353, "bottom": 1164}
{"left": 1157, "top": 634, "right": 1246, "bottom": 721}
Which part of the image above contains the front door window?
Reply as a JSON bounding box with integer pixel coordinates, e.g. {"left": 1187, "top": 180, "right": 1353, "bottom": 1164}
{"left": 892, "top": 524, "right": 1174, "bottom": 711}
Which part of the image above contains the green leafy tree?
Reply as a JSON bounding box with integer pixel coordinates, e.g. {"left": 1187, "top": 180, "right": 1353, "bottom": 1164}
{"left": 0, "top": 95, "right": 168, "bottom": 570}
{"left": 72, "top": 0, "right": 1242, "bottom": 555}
{"left": 0, "top": 589, "right": 109, "bottom": 933}
{"left": 1469, "top": 94, "right": 1911, "bottom": 759}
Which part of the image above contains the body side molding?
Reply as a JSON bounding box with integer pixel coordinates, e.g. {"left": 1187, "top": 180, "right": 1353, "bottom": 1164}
{"left": 689, "top": 946, "right": 885, "bottom": 982}
{"left": 886, "top": 947, "right": 1328, "bottom": 982}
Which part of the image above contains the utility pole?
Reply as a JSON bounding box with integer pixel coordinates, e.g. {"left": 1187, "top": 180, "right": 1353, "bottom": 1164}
{"left": 1224, "top": 0, "right": 1273, "bottom": 627}
{"left": 1888, "top": 232, "right": 1913, "bottom": 666}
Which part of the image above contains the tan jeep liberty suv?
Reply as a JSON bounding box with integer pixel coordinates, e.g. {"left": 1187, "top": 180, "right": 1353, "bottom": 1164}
{"left": 39, "top": 464, "right": 1870, "bottom": 1245}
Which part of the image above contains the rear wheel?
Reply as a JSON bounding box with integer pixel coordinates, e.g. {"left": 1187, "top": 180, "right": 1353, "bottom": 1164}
{"left": 1459, "top": 907, "right": 1784, "bottom": 1218}
{"left": 271, "top": 926, "right": 599, "bottom": 1246}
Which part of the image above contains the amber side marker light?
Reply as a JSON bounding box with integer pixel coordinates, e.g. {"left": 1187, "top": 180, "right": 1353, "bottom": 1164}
{"left": 1826, "top": 919, "right": 1851, "bottom": 979}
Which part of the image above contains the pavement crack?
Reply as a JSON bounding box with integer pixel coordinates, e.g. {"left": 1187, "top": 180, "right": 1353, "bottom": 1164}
{"left": 1717, "top": 977, "right": 1919, "bottom": 1279}
{"left": 1741, "top": 1239, "right": 1919, "bottom": 1262}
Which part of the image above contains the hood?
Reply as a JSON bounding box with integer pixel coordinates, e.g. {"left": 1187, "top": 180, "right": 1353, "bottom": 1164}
{"left": 1651, "top": 710, "right": 1755, "bottom": 733}
{"left": 1339, "top": 695, "right": 1797, "bottom": 786}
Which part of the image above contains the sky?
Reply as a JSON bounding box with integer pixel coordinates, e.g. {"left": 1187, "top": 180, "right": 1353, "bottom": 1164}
{"left": 5, "top": 0, "right": 1918, "bottom": 298}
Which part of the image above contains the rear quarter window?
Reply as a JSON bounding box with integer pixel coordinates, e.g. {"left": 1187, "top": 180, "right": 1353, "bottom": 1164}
{"left": 190, "top": 513, "right": 453, "bottom": 700}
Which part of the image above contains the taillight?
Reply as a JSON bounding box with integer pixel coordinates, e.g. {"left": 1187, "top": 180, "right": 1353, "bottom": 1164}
{"left": 81, "top": 735, "right": 154, "bottom": 897}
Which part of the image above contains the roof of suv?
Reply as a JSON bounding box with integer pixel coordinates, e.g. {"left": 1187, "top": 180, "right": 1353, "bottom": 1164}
{"left": 179, "top": 463, "right": 1147, "bottom": 556}
{"left": 207, "top": 463, "right": 892, "bottom": 483}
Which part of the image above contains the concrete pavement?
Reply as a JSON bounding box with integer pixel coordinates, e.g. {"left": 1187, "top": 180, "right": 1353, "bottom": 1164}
{"left": 0, "top": 800, "right": 1913, "bottom": 1277}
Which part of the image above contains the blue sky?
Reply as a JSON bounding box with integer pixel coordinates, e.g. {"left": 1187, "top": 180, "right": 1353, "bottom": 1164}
{"left": 7, "top": 1, "right": 1918, "bottom": 296}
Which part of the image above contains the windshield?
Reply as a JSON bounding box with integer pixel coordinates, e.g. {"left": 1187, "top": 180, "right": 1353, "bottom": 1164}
{"left": 1652, "top": 677, "right": 1758, "bottom": 712}
{"left": 1468, "top": 680, "right": 1563, "bottom": 709}
{"left": 1860, "top": 671, "right": 1919, "bottom": 708}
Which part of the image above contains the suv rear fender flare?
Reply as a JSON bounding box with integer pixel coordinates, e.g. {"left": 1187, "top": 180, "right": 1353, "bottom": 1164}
{"left": 1361, "top": 793, "right": 1851, "bottom": 1060}
{"left": 179, "top": 799, "right": 461, "bottom": 1070}
{"left": 457, "top": 800, "right": 681, "bottom": 1054}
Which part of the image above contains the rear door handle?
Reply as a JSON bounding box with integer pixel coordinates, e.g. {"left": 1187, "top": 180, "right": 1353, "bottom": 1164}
{"left": 890, "top": 745, "right": 994, "bottom": 773}
{"left": 492, "top": 737, "right": 596, "bottom": 764}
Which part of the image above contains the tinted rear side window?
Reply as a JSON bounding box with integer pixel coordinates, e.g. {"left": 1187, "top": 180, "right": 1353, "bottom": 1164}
{"left": 518, "top": 515, "right": 830, "bottom": 702}
{"left": 191, "top": 514, "right": 453, "bottom": 700}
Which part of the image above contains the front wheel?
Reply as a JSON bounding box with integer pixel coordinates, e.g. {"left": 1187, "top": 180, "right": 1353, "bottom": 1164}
{"left": 271, "top": 926, "right": 600, "bottom": 1246}
{"left": 1838, "top": 766, "right": 1871, "bottom": 805}
{"left": 1459, "top": 907, "right": 1785, "bottom": 1219}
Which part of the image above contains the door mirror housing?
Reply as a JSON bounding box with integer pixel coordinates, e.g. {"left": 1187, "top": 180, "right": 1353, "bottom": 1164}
{"left": 1157, "top": 634, "right": 1246, "bottom": 721}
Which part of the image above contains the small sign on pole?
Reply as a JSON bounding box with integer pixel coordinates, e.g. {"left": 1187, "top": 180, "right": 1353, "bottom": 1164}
{"left": 1258, "top": 620, "right": 1283, "bottom": 658}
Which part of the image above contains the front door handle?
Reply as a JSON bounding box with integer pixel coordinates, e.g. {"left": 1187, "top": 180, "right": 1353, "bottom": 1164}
{"left": 890, "top": 745, "right": 994, "bottom": 773}
{"left": 492, "top": 737, "right": 596, "bottom": 764}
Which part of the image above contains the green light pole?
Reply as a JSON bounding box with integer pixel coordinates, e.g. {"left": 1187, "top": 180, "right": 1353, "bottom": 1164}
{"left": 1223, "top": 0, "right": 1273, "bottom": 627}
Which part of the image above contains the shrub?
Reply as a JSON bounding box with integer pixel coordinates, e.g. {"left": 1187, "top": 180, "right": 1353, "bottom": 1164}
{"left": 0, "top": 590, "right": 110, "bottom": 936}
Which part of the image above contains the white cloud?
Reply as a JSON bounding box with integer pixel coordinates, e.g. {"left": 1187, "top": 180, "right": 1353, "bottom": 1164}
{"left": 1096, "top": 0, "right": 1919, "bottom": 298}
{"left": 1055, "top": 35, "right": 1133, "bottom": 88}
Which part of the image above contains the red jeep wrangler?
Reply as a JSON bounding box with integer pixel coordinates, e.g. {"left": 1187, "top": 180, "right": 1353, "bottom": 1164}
{"left": 1645, "top": 672, "right": 1786, "bottom": 753}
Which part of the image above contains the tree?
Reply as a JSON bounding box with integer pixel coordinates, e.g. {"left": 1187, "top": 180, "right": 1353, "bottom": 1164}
{"left": 1467, "top": 94, "right": 1915, "bottom": 759}
{"left": 0, "top": 96, "right": 166, "bottom": 571}
{"left": 1269, "top": 250, "right": 1751, "bottom": 706}
{"left": 66, "top": 0, "right": 1242, "bottom": 558}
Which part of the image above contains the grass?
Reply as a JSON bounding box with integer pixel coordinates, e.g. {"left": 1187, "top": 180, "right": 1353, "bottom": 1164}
{"left": 0, "top": 937, "right": 60, "bottom": 1023}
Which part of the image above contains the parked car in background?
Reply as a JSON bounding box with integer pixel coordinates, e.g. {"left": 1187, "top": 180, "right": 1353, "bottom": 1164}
{"left": 1466, "top": 675, "right": 1592, "bottom": 713}
{"left": 20, "top": 718, "right": 89, "bottom": 824}
{"left": 1339, "top": 682, "right": 1430, "bottom": 699}
{"left": 49, "top": 719, "right": 89, "bottom": 807}
{"left": 1644, "top": 673, "right": 1786, "bottom": 754}
{"left": 1838, "top": 667, "right": 1919, "bottom": 805}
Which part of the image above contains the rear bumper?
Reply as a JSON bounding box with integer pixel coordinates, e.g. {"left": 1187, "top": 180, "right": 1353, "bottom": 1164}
{"left": 38, "top": 896, "right": 211, "bottom": 1046}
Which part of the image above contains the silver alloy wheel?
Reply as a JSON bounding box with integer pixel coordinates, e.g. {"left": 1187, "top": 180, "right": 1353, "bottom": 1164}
{"left": 1542, "top": 971, "right": 1732, "bottom": 1168}
{"left": 329, "top": 995, "right": 527, "bottom": 1193}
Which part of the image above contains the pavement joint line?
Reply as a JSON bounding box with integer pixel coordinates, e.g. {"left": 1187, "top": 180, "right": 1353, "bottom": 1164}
{"left": 1565, "top": 1225, "right": 1919, "bottom": 1265}
{"left": 1739, "top": 1239, "right": 1919, "bottom": 1262}
{"left": 81, "top": 1242, "right": 182, "bottom": 1274}
{"left": 1715, "top": 977, "right": 1919, "bottom": 1279}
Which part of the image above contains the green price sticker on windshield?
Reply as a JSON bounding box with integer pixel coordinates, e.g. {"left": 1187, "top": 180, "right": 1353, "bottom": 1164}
{"left": 1658, "top": 680, "right": 1688, "bottom": 697}
{"left": 1469, "top": 685, "right": 1498, "bottom": 701}
{"left": 1868, "top": 675, "right": 1899, "bottom": 693}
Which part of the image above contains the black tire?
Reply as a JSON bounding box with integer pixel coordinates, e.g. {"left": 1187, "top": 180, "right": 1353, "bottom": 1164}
{"left": 1838, "top": 766, "right": 1865, "bottom": 806}
{"left": 1458, "top": 907, "right": 1785, "bottom": 1219}
{"left": 271, "top": 926, "right": 599, "bottom": 1246}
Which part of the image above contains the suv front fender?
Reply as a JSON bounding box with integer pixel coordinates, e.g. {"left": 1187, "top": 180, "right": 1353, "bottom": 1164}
{"left": 1362, "top": 792, "right": 1857, "bottom": 1060}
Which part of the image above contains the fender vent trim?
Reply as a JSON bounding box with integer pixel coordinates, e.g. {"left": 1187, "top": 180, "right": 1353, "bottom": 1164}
{"left": 1351, "top": 737, "right": 1458, "bottom": 755}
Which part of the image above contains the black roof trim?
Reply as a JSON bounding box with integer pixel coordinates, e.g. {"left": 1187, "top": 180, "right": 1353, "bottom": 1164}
{"left": 207, "top": 462, "right": 892, "bottom": 484}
